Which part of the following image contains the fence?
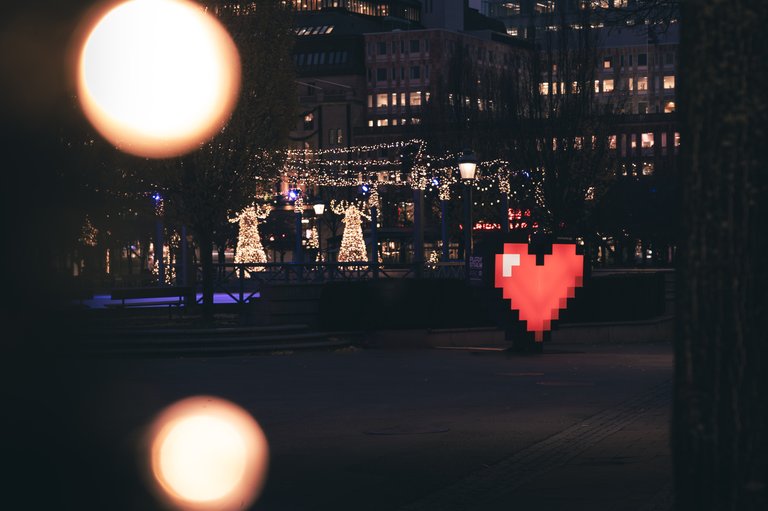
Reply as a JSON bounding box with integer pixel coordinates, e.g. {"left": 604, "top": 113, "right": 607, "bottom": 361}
{"left": 189, "top": 261, "right": 467, "bottom": 304}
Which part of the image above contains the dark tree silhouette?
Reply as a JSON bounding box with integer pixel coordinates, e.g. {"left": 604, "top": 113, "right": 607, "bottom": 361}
{"left": 674, "top": 1, "right": 768, "bottom": 510}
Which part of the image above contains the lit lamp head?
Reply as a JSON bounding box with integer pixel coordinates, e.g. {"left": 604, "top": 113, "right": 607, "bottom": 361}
{"left": 458, "top": 149, "right": 478, "bottom": 181}
{"left": 313, "top": 202, "right": 325, "bottom": 215}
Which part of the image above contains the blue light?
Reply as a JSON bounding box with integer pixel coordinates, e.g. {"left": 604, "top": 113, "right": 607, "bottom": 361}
{"left": 361, "top": 184, "right": 370, "bottom": 193}
{"left": 288, "top": 189, "right": 299, "bottom": 201}
{"left": 431, "top": 177, "right": 439, "bottom": 187}
{"left": 152, "top": 192, "right": 162, "bottom": 202}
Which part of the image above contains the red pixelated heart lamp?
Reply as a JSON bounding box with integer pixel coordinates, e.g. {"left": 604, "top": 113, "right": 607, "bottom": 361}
{"left": 494, "top": 243, "right": 584, "bottom": 342}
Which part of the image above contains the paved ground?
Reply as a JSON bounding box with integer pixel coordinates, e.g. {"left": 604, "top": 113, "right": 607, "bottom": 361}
{"left": 5, "top": 340, "right": 673, "bottom": 511}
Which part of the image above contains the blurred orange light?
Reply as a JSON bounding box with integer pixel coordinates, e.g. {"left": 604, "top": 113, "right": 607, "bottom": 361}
{"left": 148, "top": 396, "right": 268, "bottom": 510}
{"left": 76, "top": 0, "right": 240, "bottom": 158}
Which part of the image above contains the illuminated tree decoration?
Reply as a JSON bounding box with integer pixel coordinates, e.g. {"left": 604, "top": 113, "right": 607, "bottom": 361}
{"left": 230, "top": 204, "right": 272, "bottom": 271}
{"left": 79, "top": 215, "right": 98, "bottom": 247}
{"left": 331, "top": 201, "right": 369, "bottom": 263}
{"left": 152, "top": 231, "right": 179, "bottom": 285}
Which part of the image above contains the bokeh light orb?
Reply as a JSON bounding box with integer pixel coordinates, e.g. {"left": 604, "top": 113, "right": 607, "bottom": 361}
{"left": 77, "top": 0, "right": 240, "bottom": 158}
{"left": 148, "top": 396, "right": 269, "bottom": 510}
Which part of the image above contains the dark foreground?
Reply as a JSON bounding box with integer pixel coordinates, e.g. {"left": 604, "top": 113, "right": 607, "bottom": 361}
{"left": 6, "top": 341, "right": 672, "bottom": 511}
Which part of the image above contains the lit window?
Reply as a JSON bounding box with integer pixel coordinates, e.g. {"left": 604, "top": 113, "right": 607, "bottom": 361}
{"left": 603, "top": 56, "right": 612, "bottom": 69}
{"left": 641, "top": 133, "right": 654, "bottom": 148}
{"left": 391, "top": 93, "right": 397, "bottom": 105}
{"left": 608, "top": 135, "right": 617, "bottom": 150}
{"left": 535, "top": 1, "right": 555, "bottom": 13}
{"left": 367, "top": 95, "right": 373, "bottom": 108}
{"left": 628, "top": 77, "right": 634, "bottom": 91}
{"left": 594, "top": 80, "right": 600, "bottom": 93}
{"left": 540, "top": 82, "right": 550, "bottom": 94}
{"left": 400, "top": 92, "right": 406, "bottom": 105}
{"left": 368, "top": 120, "right": 373, "bottom": 127}
{"left": 642, "top": 162, "right": 654, "bottom": 175}
{"left": 376, "top": 94, "right": 388, "bottom": 108}
{"left": 664, "top": 101, "right": 676, "bottom": 113}
{"left": 637, "top": 77, "right": 648, "bottom": 91}
{"left": 376, "top": 119, "right": 389, "bottom": 127}
{"left": 674, "top": 132, "right": 681, "bottom": 147}
{"left": 661, "top": 132, "right": 668, "bottom": 148}
{"left": 663, "top": 75, "right": 675, "bottom": 89}
{"left": 507, "top": 27, "right": 518, "bottom": 36}
{"left": 409, "top": 91, "right": 422, "bottom": 106}
{"left": 631, "top": 134, "right": 637, "bottom": 148}
{"left": 603, "top": 79, "right": 614, "bottom": 92}
{"left": 391, "top": 118, "right": 398, "bottom": 126}
{"left": 303, "top": 112, "right": 314, "bottom": 130}
{"left": 411, "top": 117, "right": 421, "bottom": 125}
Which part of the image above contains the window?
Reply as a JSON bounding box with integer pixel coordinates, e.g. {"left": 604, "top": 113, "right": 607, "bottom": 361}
{"left": 642, "top": 162, "right": 654, "bottom": 176}
{"left": 642, "top": 133, "right": 654, "bottom": 148}
{"left": 377, "top": 42, "right": 387, "bottom": 55}
{"left": 628, "top": 77, "right": 634, "bottom": 91}
{"left": 392, "top": 41, "right": 398, "bottom": 54}
{"left": 638, "top": 53, "right": 647, "bottom": 66}
{"left": 630, "top": 134, "right": 637, "bottom": 149}
{"left": 675, "top": 132, "right": 681, "bottom": 147}
{"left": 594, "top": 80, "right": 600, "bottom": 93}
{"left": 368, "top": 120, "right": 373, "bottom": 127}
{"left": 665, "top": 52, "right": 674, "bottom": 65}
{"left": 367, "top": 95, "right": 373, "bottom": 108}
{"left": 303, "top": 112, "right": 314, "bottom": 130}
{"left": 410, "top": 39, "right": 420, "bottom": 53}
{"left": 391, "top": 93, "right": 397, "bottom": 106}
{"left": 609, "top": 135, "right": 617, "bottom": 150}
{"left": 400, "top": 92, "right": 406, "bottom": 105}
{"left": 425, "top": 64, "right": 430, "bottom": 79}
{"left": 664, "top": 101, "right": 676, "bottom": 113}
{"left": 376, "top": 119, "right": 389, "bottom": 127}
{"left": 376, "top": 68, "right": 387, "bottom": 82}
{"left": 603, "top": 79, "right": 614, "bottom": 92}
{"left": 603, "top": 56, "right": 612, "bottom": 69}
{"left": 637, "top": 76, "right": 648, "bottom": 91}
{"left": 376, "top": 94, "right": 388, "bottom": 108}
{"left": 410, "top": 66, "right": 421, "bottom": 80}
{"left": 534, "top": 1, "right": 555, "bottom": 13}
{"left": 329, "top": 128, "right": 343, "bottom": 146}
{"left": 638, "top": 102, "right": 648, "bottom": 114}
{"left": 507, "top": 27, "right": 518, "bottom": 36}
{"left": 663, "top": 75, "right": 675, "bottom": 89}
{"left": 409, "top": 91, "right": 422, "bottom": 106}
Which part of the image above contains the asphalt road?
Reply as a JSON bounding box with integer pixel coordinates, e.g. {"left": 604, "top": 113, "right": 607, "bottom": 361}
{"left": 6, "top": 342, "right": 673, "bottom": 511}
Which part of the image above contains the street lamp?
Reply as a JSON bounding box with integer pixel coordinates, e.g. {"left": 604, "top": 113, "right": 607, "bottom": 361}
{"left": 458, "top": 149, "right": 478, "bottom": 280}
{"left": 313, "top": 200, "right": 325, "bottom": 263}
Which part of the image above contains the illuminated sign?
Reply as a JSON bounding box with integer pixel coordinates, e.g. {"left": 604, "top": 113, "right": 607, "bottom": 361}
{"left": 470, "top": 209, "right": 538, "bottom": 231}
{"left": 494, "top": 243, "right": 584, "bottom": 342}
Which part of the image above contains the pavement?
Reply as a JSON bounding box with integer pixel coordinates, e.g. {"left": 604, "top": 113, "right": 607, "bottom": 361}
{"left": 6, "top": 335, "right": 675, "bottom": 511}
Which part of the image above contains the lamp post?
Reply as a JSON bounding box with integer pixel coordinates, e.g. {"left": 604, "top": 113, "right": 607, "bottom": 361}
{"left": 458, "top": 150, "right": 478, "bottom": 281}
{"left": 313, "top": 201, "right": 325, "bottom": 263}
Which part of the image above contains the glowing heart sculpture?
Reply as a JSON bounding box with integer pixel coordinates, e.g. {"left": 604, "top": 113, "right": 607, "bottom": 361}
{"left": 494, "top": 243, "right": 584, "bottom": 342}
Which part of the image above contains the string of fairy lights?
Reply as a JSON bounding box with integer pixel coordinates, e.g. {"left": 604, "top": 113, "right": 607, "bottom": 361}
{"left": 280, "top": 139, "right": 541, "bottom": 204}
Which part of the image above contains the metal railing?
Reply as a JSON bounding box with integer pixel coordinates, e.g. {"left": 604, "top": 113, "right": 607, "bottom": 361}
{"left": 188, "top": 261, "right": 467, "bottom": 304}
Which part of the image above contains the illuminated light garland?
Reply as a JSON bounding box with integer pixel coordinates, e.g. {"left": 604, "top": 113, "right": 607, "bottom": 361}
{"left": 152, "top": 232, "right": 179, "bottom": 285}
{"left": 229, "top": 204, "right": 272, "bottom": 269}
{"left": 79, "top": 216, "right": 98, "bottom": 247}
{"left": 280, "top": 140, "right": 520, "bottom": 200}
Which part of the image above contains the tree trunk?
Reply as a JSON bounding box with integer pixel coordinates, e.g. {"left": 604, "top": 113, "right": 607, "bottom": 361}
{"left": 675, "top": 2, "right": 768, "bottom": 510}
{"left": 198, "top": 232, "right": 215, "bottom": 322}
